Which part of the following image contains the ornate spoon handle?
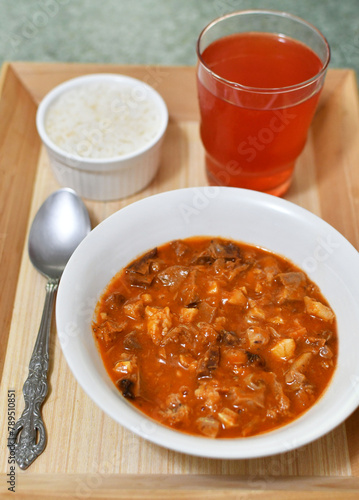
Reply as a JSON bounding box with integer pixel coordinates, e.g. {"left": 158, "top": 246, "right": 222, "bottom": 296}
{"left": 8, "top": 279, "right": 58, "bottom": 470}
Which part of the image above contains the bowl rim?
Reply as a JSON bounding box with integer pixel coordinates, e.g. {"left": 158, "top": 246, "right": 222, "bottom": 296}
{"left": 56, "top": 186, "right": 359, "bottom": 459}
{"left": 36, "top": 73, "right": 169, "bottom": 166}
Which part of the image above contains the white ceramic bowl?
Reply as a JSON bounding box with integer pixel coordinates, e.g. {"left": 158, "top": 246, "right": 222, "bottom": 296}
{"left": 36, "top": 74, "right": 168, "bottom": 201}
{"left": 56, "top": 187, "right": 359, "bottom": 459}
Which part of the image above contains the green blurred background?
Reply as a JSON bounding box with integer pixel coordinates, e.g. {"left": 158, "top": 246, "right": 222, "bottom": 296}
{"left": 0, "top": 0, "right": 358, "bottom": 75}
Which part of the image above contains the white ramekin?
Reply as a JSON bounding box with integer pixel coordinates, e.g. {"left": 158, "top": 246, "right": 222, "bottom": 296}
{"left": 36, "top": 73, "right": 168, "bottom": 201}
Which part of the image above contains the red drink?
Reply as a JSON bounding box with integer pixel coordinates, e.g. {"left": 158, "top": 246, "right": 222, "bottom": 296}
{"left": 197, "top": 13, "right": 329, "bottom": 195}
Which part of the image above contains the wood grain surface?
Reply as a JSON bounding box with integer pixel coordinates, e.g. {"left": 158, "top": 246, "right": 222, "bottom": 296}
{"left": 0, "top": 63, "right": 359, "bottom": 499}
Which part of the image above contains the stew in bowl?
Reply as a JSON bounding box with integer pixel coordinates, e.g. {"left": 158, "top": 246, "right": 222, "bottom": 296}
{"left": 56, "top": 187, "right": 359, "bottom": 459}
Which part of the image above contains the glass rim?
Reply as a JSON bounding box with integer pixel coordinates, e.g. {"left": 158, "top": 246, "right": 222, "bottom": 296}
{"left": 196, "top": 9, "right": 331, "bottom": 94}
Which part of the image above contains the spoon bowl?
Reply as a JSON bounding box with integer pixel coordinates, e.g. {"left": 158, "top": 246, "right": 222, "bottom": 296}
{"left": 9, "top": 188, "right": 91, "bottom": 469}
{"left": 28, "top": 188, "right": 92, "bottom": 279}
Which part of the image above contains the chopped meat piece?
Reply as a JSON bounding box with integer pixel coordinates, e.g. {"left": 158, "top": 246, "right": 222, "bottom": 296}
{"left": 219, "top": 330, "right": 240, "bottom": 346}
{"left": 271, "top": 338, "right": 296, "bottom": 360}
{"left": 306, "top": 337, "right": 326, "bottom": 348}
{"left": 196, "top": 416, "right": 220, "bottom": 438}
{"left": 213, "top": 316, "right": 227, "bottom": 330}
{"left": 247, "top": 327, "right": 270, "bottom": 347}
{"left": 207, "top": 281, "right": 219, "bottom": 294}
{"left": 227, "top": 288, "right": 247, "bottom": 307}
{"left": 278, "top": 271, "right": 306, "bottom": 287}
{"left": 195, "top": 381, "right": 221, "bottom": 410}
{"left": 141, "top": 293, "right": 152, "bottom": 304}
{"left": 208, "top": 239, "right": 242, "bottom": 261}
{"left": 156, "top": 265, "right": 189, "bottom": 290}
{"left": 114, "top": 355, "right": 137, "bottom": 376}
{"left": 127, "top": 273, "right": 154, "bottom": 287}
{"left": 161, "top": 325, "right": 196, "bottom": 351}
{"left": 228, "top": 384, "right": 266, "bottom": 409}
{"left": 267, "top": 326, "right": 281, "bottom": 338}
{"left": 126, "top": 248, "right": 158, "bottom": 287}
{"left": 221, "top": 347, "right": 247, "bottom": 366}
{"left": 290, "top": 352, "right": 313, "bottom": 373}
{"left": 246, "top": 352, "right": 265, "bottom": 367}
{"left": 285, "top": 366, "right": 315, "bottom": 406}
{"left": 114, "top": 360, "right": 132, "bottom": 374}
{"left": 319, "top": 345, "right": 333, "bottom": 359}
{"left": 93, "top": 319, "right": 127, "bottom": 348}
{"left": 304, "top": 337, "right": 326, "bottom": 354}
{"left": 197, "top": 345, "right": 220, "bottom": 379}
{"left": 319, "top": 330, "right": 333, "bottom": 342}
{"left": 269, "top": 316, "right": 284, "bottom": 325}
{"left": 287, "top": 326, "right": 307, "bottom": 339}
{"left": 212, "top": 258, "right": 227, "bottom": 275}
{"left": 225, "top": 264, "right": 250, "bottom": 282}
{"left": 114, "top": 354, "right": 140, "bottom": 397}
{"left": 179, "top": 354, "right": 197, "bottom": 369}
{"left": 304, "top": 296, "right": 335, "bottom": 322}
{"left": 277, "top": 271, "right": 306, "bottom": 288}
{"left": 127, "top": 248, "right": 158, "bottom": 274}
{"left": 294, "top": 385, "right": 315, "bottom": 408}
{"left": 247, "top": 305, "right": 266, "bottom": 320}
{"left": 191, "top": 254, "right": 215, "bottom": 265}
{"left": 179, "top": 307, "right": 198, "bottom": 323}
{"left": 243, "top": 373, "right": 266, "bottom": 392}
{"left": 285, "top": 370, "right": 308, "bottom": 391}
{"left": 179, "top": 269, "right": 200, "bottom": 306}
{"left": 277, "top": 272, "right": 307, "bottom": 303}
{"left": 145, "top": 306, "right": 172, "bottom": 345}
{"left": 232, "top": 388, "right": 255, "bottom": 408}
{"left": 196, "top": 322, "right": 219, "bottom": 348}
{"left": 218, "top": 408, "right": 240, "bottom": 428}
{"left": 192, "top": 239, "right": 242, "bottom": 266}
{"left": 269, "top": 373, "right": 290, "bottom": 413}
{"left": 161, "top": 393, "right": 190, "bottom": 424}
{"left": 261, "top": 256, "right": 281, "bottom": 281}
{"left": 198, "top": 301, "right": 216, "bottom": 323}
{"left": 123, "top": 331, "right": 142, "bottom": 350}
{"left": 170, "top": 240, "right": 190, "bottom": 257}
{"left": 123, "top": 300, "right": 144, "bottom": 320}
{"left": 105, "top": 292, "right": 126, "bottom": 309}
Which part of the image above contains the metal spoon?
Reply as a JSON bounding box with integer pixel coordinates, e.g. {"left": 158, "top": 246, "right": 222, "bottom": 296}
{"left": 8, "top": 188, "right": 91, "bottom": 470}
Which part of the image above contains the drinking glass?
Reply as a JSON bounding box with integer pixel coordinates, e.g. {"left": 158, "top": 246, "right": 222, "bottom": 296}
{"left": 196, "top": 10, "right": 330, "bottom": 196}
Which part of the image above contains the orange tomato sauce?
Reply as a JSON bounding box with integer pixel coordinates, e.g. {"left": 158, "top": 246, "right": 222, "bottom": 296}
{"left": 92, "top": 237, "right": 337, "bottom": 438}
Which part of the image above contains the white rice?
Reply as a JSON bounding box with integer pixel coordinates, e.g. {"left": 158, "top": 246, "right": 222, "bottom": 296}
{"left": 45, "top": 81, "right": 162, "bottom": 159}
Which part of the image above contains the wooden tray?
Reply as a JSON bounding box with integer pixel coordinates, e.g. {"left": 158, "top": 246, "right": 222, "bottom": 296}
{"left": 1, "top": 62, "right": 359, "bottom": 499}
